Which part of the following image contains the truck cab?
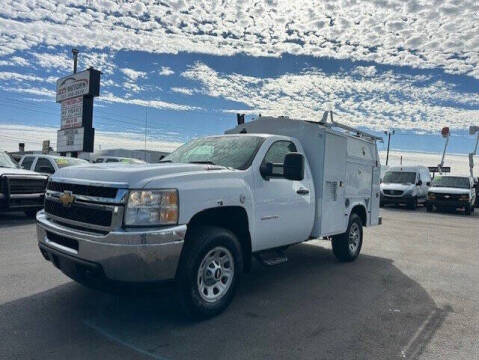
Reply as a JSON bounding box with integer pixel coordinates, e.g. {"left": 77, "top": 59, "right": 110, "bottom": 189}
{"left": 36, "top": 115, "right": 381, "bottom": 318}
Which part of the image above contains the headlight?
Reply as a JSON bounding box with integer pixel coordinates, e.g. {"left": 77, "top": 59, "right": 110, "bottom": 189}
{"left": 459, "top": 194, "right": 469, "bottom": 201}
{"left": 124, "top": 189, "right": 178, "bottom": 226}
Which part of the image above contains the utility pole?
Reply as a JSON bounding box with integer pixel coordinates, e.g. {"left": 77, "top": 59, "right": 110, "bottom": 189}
{"left": 144, "top": 107, "right": 148, "bottom": 161}
{"left": 384, "top": 130, "right": 395, "bottom": 166}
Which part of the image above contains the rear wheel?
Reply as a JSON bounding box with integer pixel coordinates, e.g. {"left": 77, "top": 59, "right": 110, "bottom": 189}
{"left": 176, "top": 226, "right": 243, "bottom": 319}
{"left": 332, "top": 213, "right": 363, "bottom": 262}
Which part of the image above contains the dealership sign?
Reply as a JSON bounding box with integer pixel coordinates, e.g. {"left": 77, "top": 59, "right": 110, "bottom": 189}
{"left": 56, "top": 68, "right": 100, "bottom": 153}
{"left": 60, "top": 96, "right": 83, "bottom": 129}
{"left": 56, "top": 69, "right": 100, "bottom": 102}
{"left": 57, "top": 127, "right": 94, "bottom": 153}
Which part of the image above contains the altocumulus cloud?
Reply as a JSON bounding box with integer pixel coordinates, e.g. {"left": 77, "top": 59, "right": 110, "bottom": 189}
{"left": 0, "top": 0, "right": 478, "bottom": 78}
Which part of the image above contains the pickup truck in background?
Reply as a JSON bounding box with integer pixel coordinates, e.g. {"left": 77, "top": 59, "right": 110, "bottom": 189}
{"left": 426, "top": 175, "right": 476, "bottom": 215}
{"left": 36, "top": 113, "right": 382, "bottom": 318}
{"left": 0, "top": 151, "right": 48, "bottom": 218}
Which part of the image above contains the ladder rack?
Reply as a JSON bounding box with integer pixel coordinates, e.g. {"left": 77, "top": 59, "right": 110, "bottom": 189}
{"left": 320, "top": 111, "right": 383, "bottom": 142}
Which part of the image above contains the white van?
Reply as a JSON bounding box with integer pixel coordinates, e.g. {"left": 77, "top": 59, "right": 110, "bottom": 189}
{"left": 380, "top": 166, "right": 431, "bottom": 209}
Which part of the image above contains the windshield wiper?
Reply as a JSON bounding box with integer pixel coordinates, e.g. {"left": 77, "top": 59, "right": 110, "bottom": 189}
{"left": 189, "top": 161, "right": 215, "bottom": 165}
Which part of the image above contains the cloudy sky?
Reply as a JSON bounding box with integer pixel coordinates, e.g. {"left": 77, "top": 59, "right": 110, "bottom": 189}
{"left": 0, "top": 0, "right": 478, "bottom": 157}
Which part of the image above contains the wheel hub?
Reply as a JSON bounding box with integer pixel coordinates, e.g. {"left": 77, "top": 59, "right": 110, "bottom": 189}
{"left": 197, "top": 246, "right": 234, "bottom": 303}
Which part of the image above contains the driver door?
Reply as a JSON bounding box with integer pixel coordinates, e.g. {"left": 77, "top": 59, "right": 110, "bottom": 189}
{"left": 252, "top": 140, "right": 314, "bottom": 251}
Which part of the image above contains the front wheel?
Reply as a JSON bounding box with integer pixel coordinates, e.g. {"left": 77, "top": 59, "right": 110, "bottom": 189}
{"left": 408, "top": 197, "right": 417, "bottom": 210}
{"left": 332, "top": 213, "right": 363, "bottom": 262}
{"left": 465, "top": 205, "right": 472, "bottom": 216}
{"left": 176, "top": 226, "right": 243, "bottom": 319}
{"left": 426, "top": 203, "right": 433, "bottom": 212}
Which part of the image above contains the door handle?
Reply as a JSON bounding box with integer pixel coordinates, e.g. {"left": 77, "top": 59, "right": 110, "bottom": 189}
{"left": 297, "top": 188, "right": 309, "bottom": 195}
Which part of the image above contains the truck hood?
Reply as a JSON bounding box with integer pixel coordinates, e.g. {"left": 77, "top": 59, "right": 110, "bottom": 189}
{"left": 0, "top": 167, "right": 43, "bottom": 177}
{"left": 380, "top": 183, "right": 415, "bottom": 192}
{"left": 428, "top": 187, "right": 470, "bottom": 195}
{"left": 52, "top": 163, "right": 229, "bottom": 188}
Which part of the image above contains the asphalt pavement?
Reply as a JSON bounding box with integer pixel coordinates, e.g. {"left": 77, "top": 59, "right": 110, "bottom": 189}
{"left": 0, "top": 207, "right": 478, "bottom": 360}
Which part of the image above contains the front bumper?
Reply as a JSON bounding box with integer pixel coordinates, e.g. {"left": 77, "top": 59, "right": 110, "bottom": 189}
{"left": 0, "top": 192, "right": 44, "bottom": 211}
{"left": 380, "top": 193, "right": 414, "bottom": 204}
{"left": 426, "top": 199, "right": 469, "bottom": 209}
{"left": 36, "top": 210, "right": 186, "bottom": 282}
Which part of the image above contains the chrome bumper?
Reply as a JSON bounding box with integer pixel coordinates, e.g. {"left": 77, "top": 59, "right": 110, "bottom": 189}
{"left": 36, "top": 210, "right": 186, "bottom": 282}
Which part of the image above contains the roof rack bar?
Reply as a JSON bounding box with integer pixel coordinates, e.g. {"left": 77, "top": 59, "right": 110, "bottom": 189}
{"left": 320, "top": 111, "right": 383, "bottom": 142}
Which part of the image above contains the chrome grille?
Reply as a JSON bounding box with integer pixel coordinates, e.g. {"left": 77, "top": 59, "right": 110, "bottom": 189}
{"left": 383, "top": 190, "right": 404, "bottom": 196}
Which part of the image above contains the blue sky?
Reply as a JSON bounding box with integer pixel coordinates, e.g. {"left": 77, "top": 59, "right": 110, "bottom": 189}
{"left": 0, "top": 0, "right": 478, "bottom": 155}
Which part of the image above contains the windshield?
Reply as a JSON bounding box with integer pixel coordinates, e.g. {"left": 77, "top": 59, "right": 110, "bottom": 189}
{"left": 432, "top": 176, "right": 470, "bottom": 189}
{"left": 0, "top": 152, "right": 18, "bottom": 168}
{"left": 162, "top": 136, "right": 264, "bottom": 170}
{"left": 383, "top": 171, "right": 416, "bottom": 184}
{"left": 54, "top": 157, "right": 88, "bottom": 169}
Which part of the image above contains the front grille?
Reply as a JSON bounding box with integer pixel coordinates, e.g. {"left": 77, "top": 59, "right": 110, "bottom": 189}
{"left": 433, "top": 193, "right": 461, "bottom": 201}
{"left": 45, "top": 198, "right": 113, "bottom": 227}
{"left": 9, "top": 178, "right": 47, "bottom": 194}
{"left": 47, "top": 181, "right": 118, "bottom": 198}
{"left": 46, "top": 231, "right": 79, "bottom": 251}
{"left": 383, "top": 190, "right": 403, "bottom": 196}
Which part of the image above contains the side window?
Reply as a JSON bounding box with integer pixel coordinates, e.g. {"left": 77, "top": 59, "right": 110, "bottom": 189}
{"left": 34, "top": 158, "right": 55, "bottom": 174}
{"left": 262, "top": 141, "right": 297, "bottom": 177}
{"left": 95, "top": 158, "right": 104, "bottom": 163}
{"left": 106, "top": 158, "right": 119, "bottom": 163}
{"left": 21, "top": 156, "right": 34, "bottom": 170}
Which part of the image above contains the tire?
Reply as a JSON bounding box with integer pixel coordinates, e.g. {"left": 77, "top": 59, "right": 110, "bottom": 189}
{"left": 379, "top": 201, "right": 384, "bottom": 208}
{"left": 426, "top": 204, "right": 433, "bottom": 212}
{"left": 465, "top": 205, "right": 471, "bottom": 216}
{"left": 24, "top": 209, "right": 39, "bottom": 218}
{"left": 408, "top": 197, "right": 417, "bottom": 210}
{"left": 175, "top": 226, "right": 243, "bottom": 319}
{"left": 332, "top": 213, "right": 363, "bottom": 262}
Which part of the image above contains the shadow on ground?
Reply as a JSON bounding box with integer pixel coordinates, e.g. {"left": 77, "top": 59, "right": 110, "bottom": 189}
{"left": 0, "top": 243, "right": 449, "bottom": 360}
{"left": 0, "top": 211, "right": 36, "bottom": 229}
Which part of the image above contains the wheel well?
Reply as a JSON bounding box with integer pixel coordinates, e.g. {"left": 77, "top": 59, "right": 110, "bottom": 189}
{"left": 186, "top": 207, "right": 252, "bottom": 272}
{"left": 351, "top": 205, "right": 367, "bottom": 226}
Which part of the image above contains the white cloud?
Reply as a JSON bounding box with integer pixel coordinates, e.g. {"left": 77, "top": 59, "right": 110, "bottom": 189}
{"left": 100, "top": 92, "right": 201, "bottom": 111}
{"left": 158, "top": 66, "right": 175, "bottom": 76}
{"left": 182, "top": 62, "right": 479, "bottom": 132}
{"left": 0, "top": 56, "right": 29, "bottom": 67}
{"left": 0, "top": 124, "right": 181, "bottom": 153}
{"left": 0, "top": 0, "right": 477, "bottom": 78}
{"left": 120, "top": 68, "right": 147, "bottom": 81}
{"left": 171, "top": 87, "right": 196, "bottom": 95}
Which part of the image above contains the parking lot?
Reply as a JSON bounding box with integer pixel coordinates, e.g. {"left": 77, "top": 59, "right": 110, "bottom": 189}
{"left": 0, "top": 208, "right": 477, "bottom": 360}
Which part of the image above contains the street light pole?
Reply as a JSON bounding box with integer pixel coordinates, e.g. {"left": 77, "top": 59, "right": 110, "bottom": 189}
{"left": 384, "top": 130, "right": 395, "bottom": 166}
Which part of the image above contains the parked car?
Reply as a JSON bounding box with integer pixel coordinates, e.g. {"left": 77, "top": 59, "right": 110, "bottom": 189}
{"left": 380, "top": 166, "right": 431, "bottom": 209}
{"left": 426, "top": 175, "right": 476, "bottom": 215}
{"left": 93, "top": 156, "right": 146, "bottom": 164}
{"left": 20, "top": 155, "right": 88, "bottom": 175}
{"left": 36, "top": 115, "right": 382, "bottom": 318}
{"left": 0, "top": 151, "right": 48, "bottom": 217}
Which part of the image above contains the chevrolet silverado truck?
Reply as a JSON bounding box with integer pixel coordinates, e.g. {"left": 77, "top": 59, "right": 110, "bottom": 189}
{"left": 37, "top": 114, "right": 382, "bottom": 318}
{"left": 1, "top": 151, "right": 48, "bottom": 218}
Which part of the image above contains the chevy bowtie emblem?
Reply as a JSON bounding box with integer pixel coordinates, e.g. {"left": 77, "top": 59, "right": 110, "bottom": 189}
{"left": 59, "top": 190, "right": 75, "bottom": 207}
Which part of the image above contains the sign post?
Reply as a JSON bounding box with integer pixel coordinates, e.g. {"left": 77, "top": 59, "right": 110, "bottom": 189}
{"left": 56, "top": 67, "right": 100, "bottom": 155}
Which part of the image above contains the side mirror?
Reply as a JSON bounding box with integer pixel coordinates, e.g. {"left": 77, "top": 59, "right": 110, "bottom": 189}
{"left": 284, "top": 153, "right": 304, "bottom": 181}
{"left": 426, "top": 181, "right": 431, "bottom": 186}
{"left": 260, "top": 162, "right": 274, "bottom": 178}
{"left": 416, "top": 180, "right": 422, "bottom": 186}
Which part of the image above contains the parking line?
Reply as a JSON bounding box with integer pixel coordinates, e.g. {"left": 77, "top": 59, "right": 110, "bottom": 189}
{"left": 83, "top": 319, "right": 170, "bottom": 360}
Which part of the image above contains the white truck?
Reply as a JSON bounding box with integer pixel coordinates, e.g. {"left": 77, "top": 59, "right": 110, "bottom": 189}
{"left": 36, "top": 113, "right": 382, "bottom": 318}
